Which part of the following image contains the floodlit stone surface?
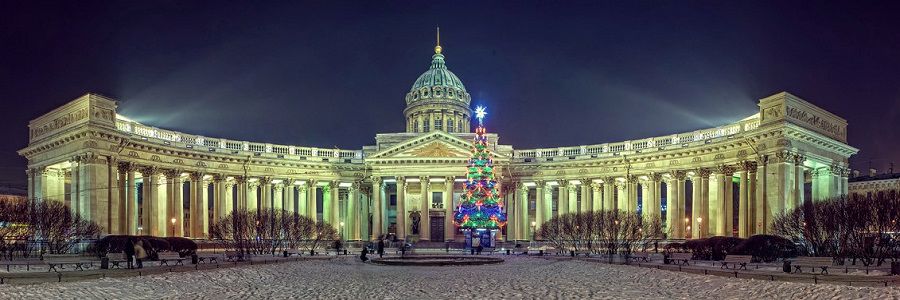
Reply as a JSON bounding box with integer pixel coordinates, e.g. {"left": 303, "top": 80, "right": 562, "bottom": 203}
{"left": 1, "top": 257, "right": 897, "bottom": 299}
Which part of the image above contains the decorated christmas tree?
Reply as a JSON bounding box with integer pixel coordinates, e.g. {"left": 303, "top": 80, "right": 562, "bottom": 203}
{"left": 454, "top": 106, "right": 507, "bottom": 230}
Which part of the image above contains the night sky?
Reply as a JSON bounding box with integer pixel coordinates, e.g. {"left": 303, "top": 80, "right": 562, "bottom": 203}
{"left": 2, "top": 1, "right": 899, "bottom": 189}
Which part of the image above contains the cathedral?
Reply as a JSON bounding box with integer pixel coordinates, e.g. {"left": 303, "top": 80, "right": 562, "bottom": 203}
{"left": 18, "top": 39, "right": 858, "bottom": 242}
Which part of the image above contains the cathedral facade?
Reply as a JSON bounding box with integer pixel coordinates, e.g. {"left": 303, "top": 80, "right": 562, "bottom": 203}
{"left": 18, "top": 44, "right": 858, "bottom": 242}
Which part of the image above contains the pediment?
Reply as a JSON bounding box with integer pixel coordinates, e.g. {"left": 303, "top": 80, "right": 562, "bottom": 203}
{"left": 369, "top": 131, "right": 505, "bottom": 161}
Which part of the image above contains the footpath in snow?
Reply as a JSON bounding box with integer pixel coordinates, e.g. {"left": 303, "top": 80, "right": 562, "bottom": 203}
{"left": 0, "top": 256, "right": 897, "bottom": 299}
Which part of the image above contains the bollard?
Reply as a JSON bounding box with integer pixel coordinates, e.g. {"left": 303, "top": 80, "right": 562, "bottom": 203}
{"left": 570, "top": 251, "right": 575, "bottom": 257}
{"left": 782, "top": 260, "right": 791, "bottom": 273}
{"left": 100, "top": 257, "right": 109, "bottom": 269}
{"left": 191, "top": 254, "right": 199, "bottom": 265}
{"left": 506, "top": 249, "right": 510, "bottom": 255}
{"left": 283, "top": 251, "right": 289, "bottom": 258}
{"left": 892, "top": 262, "right": 900, "bottom": 276}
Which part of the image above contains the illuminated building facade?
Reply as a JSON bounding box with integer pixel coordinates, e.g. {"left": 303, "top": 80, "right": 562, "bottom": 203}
{"left": 18, "top": 42, "right": 858, "bottom": 242}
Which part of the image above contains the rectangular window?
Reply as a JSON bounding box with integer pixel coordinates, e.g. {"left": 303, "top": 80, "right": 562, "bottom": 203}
{"left": 447, "top": 120, "right": 454, "bottom": 132}
{"left": 423, "top": 118, "right": 430, "bottom": 132}
{"left": 432, "top": 192, "right": 443, "bottom": 208}
{"left": 434, "top": 118, "right": 442, "bottom": 131}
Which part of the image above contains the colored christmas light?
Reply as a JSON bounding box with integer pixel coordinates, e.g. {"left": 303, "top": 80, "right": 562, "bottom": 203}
{"left": 454, "top": 106, "right": 507, "bottom": 230}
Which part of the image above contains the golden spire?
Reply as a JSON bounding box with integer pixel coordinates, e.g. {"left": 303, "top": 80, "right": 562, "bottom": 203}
{"left": 434, "top": 26, "right": 442, "bottom": 54}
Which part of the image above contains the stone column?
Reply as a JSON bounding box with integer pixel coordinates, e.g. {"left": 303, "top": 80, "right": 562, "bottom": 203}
{"left": 247, "top": 180, "right": 259, "bottom": 212}
{"left": 616, "top": 180, "right": 627, "bottom": 211}
{"left": 330, "top": 180, "right": 340, "bottom": 230}
{"left": 360, "top": 186, "right": 371, "bottom": 241}
{"left": 322, "top": 182, "right": 332, "bottom": 224}
{"left": 189, "top": 172, "right": 204, "bottom": 238}
{"left": 260, "top": 177, "right": 272, "bottom": 211}
{"left": 649, "top": 173, "right": 662, "bottom": 221}
{"left": 699, "top": 168, "right": 710, "bottom": 238}
{"left": 518, "top": 182, "right": 529, "bottom": 240}
{"left": 199, "top": 177, "right": 209, "bottom": 238}
{"left": 79, "top": 153, "right": 109, "bottom": 230}
{"left": 348, "top": 182, "right": 359, "bottom": 240}
{"left": 725, "top": 168, "right": 735, "bottom": 237}
{"left": 224, "top": 181, "right": 235, "bottom": 218}
{"left": 568, "top": 184, "right": 578, "bottom": 213}
{"left": 396, "top": 176, "right": 406, "bottom": 239}
{"left": 557, "top": 181, "right": 569, "bottom": 215}
{"left": 591, "top": 182, "right": 602, "bottom": 212}
{"left": 107, "top": 157, "right": 120, "bottom": 235}
{"left": 748, "top": 166, "right": 757, "bottom": 236}
{"left": 164, "top": 169, "right": 181, "bottom": 237}
{"left": 284, "top": 181, "right": 295, "bottom": 213}
{"left": 839, "top": 168, "right": 849, "bottom": 196}
{"left": 755, "top": 162, "right": 767, "bottom": 235}
{"left": 211, "top": 175, "right": 224, "bottom": 227}
{"left": 602, "top": 178, "right": 615, "bottom": 212}
{"left": 674, "top": 171, "right": 686, "bottom": 239}
{"left": 419, "top": 176, "right": 430, "bottom": 241}
{"left": 371, "top": 177, "right": 382, "bottom": 239}
{"left": 738, "top": 162, "right": 752, "bottom": 238}
{"left": 580, "top": 180, "right": 591, "bottom": 212}
{"left": 708, "top": 167, "right": 724, "bottom": 236}
{"left": 628, "top": 176, "right": 639, "bottom": 212}
{"left": 297, "top": 185, "right": 308, "bottom": 217}
{"left": 140, "top": 166, "right": 158, "bottom": 236}
{"left": 235, "top": 176, "right": 247, "bottom": 211}
{"left": 116, "top": 164, "right": 127, "bottom": 234}
{"left": 506, "top": 186, "right": 516, "bottom": 241}
{"left": 691, "top": 174, "right": 702, "bottom": 239}
{"left": 308, "top": 180, "right": 318, "bottom": 222}
{"left": 70, "top": 160, "right": 79, "bottom": 209}
{"left": 766, "top": 151, "right": 794, "bottom": 228}
{"left": 535, "top": 181, "right": 545, "bottom": 229}
{"left": 273, "top": 182, "right": 284, "bottom": 211}
{"left": 793, "top": 155, "right": 805, "bottom": 208}
{"left": 640, "top": 180, "right": 650, "bottom": 216}
{"left": 665, "top": 177, "right": 677, "bottom": 238}
{"left": 122, "top": 163, "right": 138, "bottom": 235}
{"left": 444, "top": 177, "right": 455, "bottom": 242}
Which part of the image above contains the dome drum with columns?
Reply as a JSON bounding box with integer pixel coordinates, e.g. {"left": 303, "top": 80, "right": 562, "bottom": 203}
{"left": 18, "top": 33, "right": 859, "bottom": 244}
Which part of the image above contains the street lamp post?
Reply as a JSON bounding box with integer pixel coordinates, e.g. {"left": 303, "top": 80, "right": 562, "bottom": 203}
{"left": 696, "top": 217, "right": 703, "bottom": 239}
{"left": 171, "top": 218, "right": 176, "bottom": 237}
{"left": 530, "top": 221, "right": 536, "bottom": 242}
{"left": 684, "top": 218, "right": 689, "bottom": 239}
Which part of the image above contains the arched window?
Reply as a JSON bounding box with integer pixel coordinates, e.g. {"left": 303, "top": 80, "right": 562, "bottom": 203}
{"left": 413, "top": 119, "right": 419, "bottom": 133}
{"left": 458, "top": 119, "right": 464, "bottom": 132}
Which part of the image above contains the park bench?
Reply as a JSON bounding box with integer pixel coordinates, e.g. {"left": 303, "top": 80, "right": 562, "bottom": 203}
{"left": 224, "top": 251, "right": 252, "bottom": 261}
{"left": 108, "top": 252, "right": 130, "bottom": 269}
{"left": 157, "top": 253, "right": 186, "bottom": 266}
{"left": 197, "top": 254, "right": 220, "bottom": 264}
{"left": 628, "top": 252, "right": 652, "bottom": 262}
{"left": 0, "top": 259, "right": 44, "bottom": 272}
{"left": 720, "top": 255, "right": 752, "bottom": 270}
{"left": 43, "top": 254, "right": 91, "bottom": 272}
{"left": 792, "top": 256, "right": 833, "bottom": 274}
{"left": 574, "top": 250, "right": 592, "bottom": 257}
{"left": 668, "top": 253, "right": 693, "bottom": 266}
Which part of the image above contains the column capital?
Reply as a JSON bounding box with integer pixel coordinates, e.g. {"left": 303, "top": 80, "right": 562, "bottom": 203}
{"left": 163, "top": 169, "right": 181, "bottom": 179}
{"left": 772, "top": 150, "right": 795, "bottom": 164}
{"left": 141, "top": 165, "right": 159, "bottom": 176}
{"left": 189, "top": 172, "right": 204, "bottom": 182}
{"left": 557, "top": 180, "right": 568, "bottom": 188}
{"left": 698, "top": 168, "right": 712, "bottom": 178}
{"left": 225, "top": 180, "right": 236, "bottom": 188}
{"left": 248, "top": 180, "right": 260, "bottom": 188}
{"left": 274, "top": 183, "right": 284, "bottom": 190}
{"left": 396, "top": 176, "right": 406, "bottom": 184}
{"left": 299, "top": 184, "right": 308, "bottom": 192}
{"left": 650, "top": 173, "right": 663, "bottom": 182}
{"left": 741, "top": 161, "right": 758, "bottom": 173}
{"left": 591, "top": 182, "right": 602, "bottom": 191}
{"left": 369, "top": 176, "right": 382, "bottom": 185}
{"left": 602, "top": 176, "right": 616, "bottom": 184}
{"left": 259, "top": 176, "right": 273, "bottom": 185}
{"left": 717, "top": 164, "right": 736, "bottom": 175}
{"left": 794, "top": 154, "right": 806, "bottom": 165}
{"left": 117, "top": 161, "right": 137, "bottom": 173}
{"left": 234, "top": 176, "right": 247, "bottom": 184}
{"left": 673, "top": 170, "right": 686, "bottom": 181}
{"left": 307, "top": 179, "right": 318, "bottom": 187}
{"left": 419, "top": 176, "right": 429, "bottom": 183}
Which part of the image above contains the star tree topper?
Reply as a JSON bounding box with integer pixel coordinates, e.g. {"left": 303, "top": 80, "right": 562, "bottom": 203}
{"left": 475, "top": 106, "right": 487, "bottom": 125}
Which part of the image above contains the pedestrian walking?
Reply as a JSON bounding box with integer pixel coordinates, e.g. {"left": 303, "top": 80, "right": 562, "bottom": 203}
{"left": 134, "top": 240, "right": 147, "bottom": 269}
{"left": 377, "top": 238, "right": 385, "bottom": 258}
{"left": 124, "top": 238, "right": 135, "bottom": 269}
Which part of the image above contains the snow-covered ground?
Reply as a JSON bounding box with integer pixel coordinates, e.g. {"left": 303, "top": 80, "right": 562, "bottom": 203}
{"left": 0, "top": 256, "right": 897, "bottom": 299}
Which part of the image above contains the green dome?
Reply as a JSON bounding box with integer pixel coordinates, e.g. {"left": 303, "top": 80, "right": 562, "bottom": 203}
{"left": 406, "top": 53, "right": 470, "bottom": 105}
{"left": 411, "top": 53, "right": 467, "bottom": 91}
